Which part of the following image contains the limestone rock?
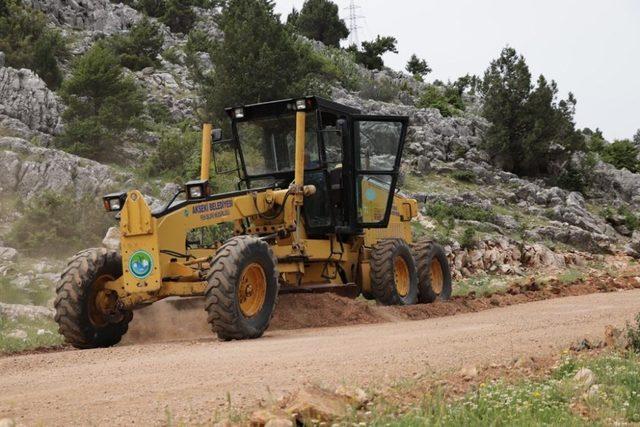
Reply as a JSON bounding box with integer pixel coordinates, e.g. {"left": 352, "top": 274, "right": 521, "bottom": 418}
{"left": 283, "top": 386, "right": 353, "bottom": 423}
{"left": 0, "top": 247, "right": 18, "bottom": 262}
{"left": 573, "top": 368, "right": 596, "bottom": 389}
{"left": 102, "top": 227, "right": 121, "bottom": 251}
{"left": 24, "top": 0, "right": 142, "bottom": 33}
{"left": 0, "top": 137, "right": 126, "bottom": 199}
{"left": 0, "top": 67, "right": 63, "bottom": 136}
{"left": 604, "top": 325, "right": 627, "bottom": 350}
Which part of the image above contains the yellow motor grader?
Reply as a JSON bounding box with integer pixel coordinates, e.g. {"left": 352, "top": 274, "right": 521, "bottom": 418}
{"left": 54, "top": 96, "right": 452, "bottom": 348}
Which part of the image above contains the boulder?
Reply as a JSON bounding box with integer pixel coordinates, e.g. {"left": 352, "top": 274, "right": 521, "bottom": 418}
{"left": 283, "top": 386, "right": 354, "bottom": 423}
{"left": 0, "top": 247, "right": 18, "bottom": 262}
{"left": 572, "top": 368, "right": 596, "bottom": 389}
{"left": 0, "top": 67, "right": 63, "bottom": 137}
{"left": 102, "top": 227, "right": 121, "bottom": 251}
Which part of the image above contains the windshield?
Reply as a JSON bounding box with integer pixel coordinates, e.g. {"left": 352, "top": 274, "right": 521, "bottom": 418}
{"left": 236, "top": 112, "right": 319, "bottom": 177}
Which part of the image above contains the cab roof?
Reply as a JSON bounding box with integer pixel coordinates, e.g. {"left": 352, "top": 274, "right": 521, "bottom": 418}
{"left": 225, "top": 96, "right": 361, "bottom": 120}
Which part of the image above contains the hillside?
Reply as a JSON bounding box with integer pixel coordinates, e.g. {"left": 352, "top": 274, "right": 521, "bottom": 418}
{"left": 1, "top": 0, "right": 640, "bottom": 348}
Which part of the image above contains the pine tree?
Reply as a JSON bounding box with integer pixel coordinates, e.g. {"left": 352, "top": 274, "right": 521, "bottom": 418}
{"left": 288, "top": 0, "right": 348, "bottom": 48}
{"left": 405, "top": 54, "right": 431, "bottom": 80}
{"left": 480, "top": 46, "right": 583, "bottom": 176}
{"left": 110, "top": 16, "right": 164, "bottom": 71}
{"left": 199, "top": 0, "right": 317, "bottom": 119}
{"left": 349, "top": 35, "right": 397, "bottom": 70}
{"left": 56, "top": 43, "right": 144, "bottom": 159}
{"left": 161, "top": 0, "right": 196, "bottom": 33}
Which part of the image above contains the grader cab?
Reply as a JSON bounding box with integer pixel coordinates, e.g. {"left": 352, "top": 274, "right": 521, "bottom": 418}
{"left": 54, "top": 96, "right": 452, "bottom": 348}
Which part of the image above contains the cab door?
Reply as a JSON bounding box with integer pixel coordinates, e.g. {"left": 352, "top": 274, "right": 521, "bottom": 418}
{"left": 350, "top": 115, "right": 409, "bottom": 229}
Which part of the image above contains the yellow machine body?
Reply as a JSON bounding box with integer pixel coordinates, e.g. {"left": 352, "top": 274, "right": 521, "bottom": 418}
{"left": 104, "top": 99, "right": 418, "bottom": 308}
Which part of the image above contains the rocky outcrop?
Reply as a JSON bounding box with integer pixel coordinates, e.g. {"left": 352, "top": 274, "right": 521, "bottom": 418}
{"left": 445, "top": 237, "right": 586, "bottom": 279}
{"left": 0, "top": 137, "right": 127, "bottom": 199}
{"left": 0, "top": 67, "right": 63, "bottom": 139}
{"left": 24, "top": 0, "right": 141, "bottom": 33}
{"left": 592, "top": 161, "right": 640, "bottom": 205}
{"left": 333, "top": 91, "right": 489, "bottom": 167}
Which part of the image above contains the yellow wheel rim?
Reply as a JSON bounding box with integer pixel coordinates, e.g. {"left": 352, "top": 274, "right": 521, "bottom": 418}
{"left": 88, "top": 275, "right": 116, "bottom": 327}
{"left": 238, "top": 263, "right": 267, "bottom": 318}
{"left": 394, "top": 256, "right": 410, "bottom": 297}
{"left": 430, "top": 259, "right": 444, "bottom": 295}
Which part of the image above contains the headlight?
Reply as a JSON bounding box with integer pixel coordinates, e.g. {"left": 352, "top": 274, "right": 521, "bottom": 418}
{"left": 185, "top": 180, "right": 210, "bottom": 200}
{"left": 234, "top": 108, "right": 244, "bottom": 119}
{"left": 103, "top": 192, "right": 127, "bottom": 212}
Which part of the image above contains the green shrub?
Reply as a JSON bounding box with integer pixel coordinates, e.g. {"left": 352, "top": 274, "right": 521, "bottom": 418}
{"left": 145, "top": 126, "right": 200, "bottom": 180}
{"left": 109, "top": 17, "right": 164, "bottom": 71}
{"left": 602, "top": 139, "right": 640, "bottom": 173}
{"left": 628, "top": 312, "right": 640, "bottom": 353}
{"left": 0, "top": 0, "right": 68, "bottom": 89}
{"left": 459, "top": 227, "right": 478, "bottom": 249}
{"left": 618, "top": 205, "right": 640, "bottom": 231}
{"left": 416, "top": 85, "right": 463, "bottom": 117}
{"left": 161, "top": 0, "right": 196, "bottom": 34}
{"left": 451, "top": 170, "right": 476, "bottom": 183}
{"left": 358, "top": 77, "right": 399, "bottom": 102}
{"left": 6, "top": 191, "right": 113, "bottom": 257}
{"left": 425, "top": 202, "right": 494, "bottom": 224}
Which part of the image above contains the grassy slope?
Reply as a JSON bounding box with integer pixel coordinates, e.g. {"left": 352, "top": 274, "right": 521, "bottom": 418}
{"left": 361, "top": 351, "right": 640, "bottom": 426}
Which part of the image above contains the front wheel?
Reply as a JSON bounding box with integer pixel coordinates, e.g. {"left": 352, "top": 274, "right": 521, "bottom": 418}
{"left": 54, "top": 248, "right": 132, "bottom": 349}
{"left": 204, "top": 236, "right": 279, "bottom": 341}
{"left": 413, "top": 240, "right": 452, "bottom": 303}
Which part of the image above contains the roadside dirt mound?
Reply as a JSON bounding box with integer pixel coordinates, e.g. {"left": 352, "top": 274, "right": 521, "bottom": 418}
{"left": 270, "top": 293, "right": 385, "bottom": 330}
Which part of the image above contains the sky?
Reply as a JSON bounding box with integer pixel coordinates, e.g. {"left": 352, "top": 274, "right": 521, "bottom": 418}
{"left": 274, "top": 0, "right": 640, "bottom": 141}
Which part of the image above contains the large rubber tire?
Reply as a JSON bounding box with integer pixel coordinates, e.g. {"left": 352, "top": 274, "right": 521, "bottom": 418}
{"left": 370, "top": 239, "right": 418, "bottom": 305}
{"left": 54, "top": 248, "right": 133, "bottom": 349}
{"left": 204, "top": 236, "right": 279, "bottom": 341}
{"left": 413, "top": 240, "right": 452, "bottom": 303}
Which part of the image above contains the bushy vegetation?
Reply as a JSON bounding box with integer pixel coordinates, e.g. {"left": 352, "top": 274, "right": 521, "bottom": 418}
{"left": 348, "top": 35, "right": 397, "bottom": 70}
{"left": 417, "top": 84, "right": 464, "bottom": 117}
{"left": 0, "top": 315, "right": 63, "bottom": 354}
{"left": 0, "top": 0, "right": 68, "bottom": 89}
{"left": 6, "top": 191, "right": 113, "bottom": 257}
{"left": 366, "top": 352, "right": 640, "bottom": 425}
{"left": 480, "top": 47, "right": 584, "bottom": 177}
{"left": 55, "top": 43, "right": 145, "bottom": 159}
{"left": 145, "top": 125, "right": 201, "bottom": 180}
{"left": 601, "top": 139, "right": 640, "bottom": 173}
{"left": 197, "top": 0, "right": 323, "bottom": 119}
{"left": 108, "top": 17, "right": 164, "bottom": 71}
{"left": 405, "top": 54, "right": 431, "bottom": 81}
{"left": 425, "top": 202, "right": 495, "bottom": 224}
{"left": 120, "top": 0, "right": 212, "bottom": 33}
{"left": 287, "top": 0, "right": 349, "bottom": 48}
{"left": 628, "top": 313, "right": 640, "bottom": 353}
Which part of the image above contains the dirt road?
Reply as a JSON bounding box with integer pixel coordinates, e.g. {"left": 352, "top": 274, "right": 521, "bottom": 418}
{"left": 2, "top": 289, "right": 640, "bottom": 426}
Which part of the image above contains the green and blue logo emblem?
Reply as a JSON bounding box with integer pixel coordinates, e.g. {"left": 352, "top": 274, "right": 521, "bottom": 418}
{"left": 129, "top": 250, "right": 153, "bottom": 280}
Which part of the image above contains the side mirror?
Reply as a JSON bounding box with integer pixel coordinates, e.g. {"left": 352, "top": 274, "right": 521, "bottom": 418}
{"left": 212, "top": 128, "right": 223, "bottom": 142}
{"left": 337, "top": 118, "right": 347, "bottom": 135}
